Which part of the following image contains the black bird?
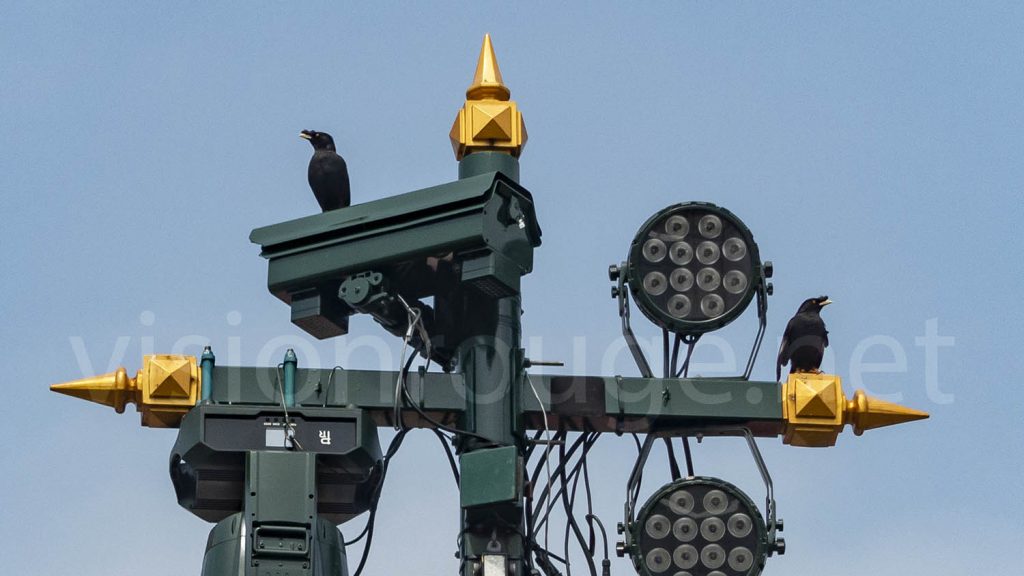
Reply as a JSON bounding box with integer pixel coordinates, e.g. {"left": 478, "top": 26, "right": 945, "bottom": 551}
{"left": 300, "top": 130, "right": 350, "bottom": 211}
{"left": 776, "top": 295, "right": 832, "bottom": 381}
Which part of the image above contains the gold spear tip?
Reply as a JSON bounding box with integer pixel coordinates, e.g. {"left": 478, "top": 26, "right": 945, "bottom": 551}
{"left": 846, "top": 389, "right": 930, "bottom": 436}
{"left": 50, "top": 367, "right": 138, "bottom": 414}
{"left": 467, "top": 33, "right": 511, "bottom": 101}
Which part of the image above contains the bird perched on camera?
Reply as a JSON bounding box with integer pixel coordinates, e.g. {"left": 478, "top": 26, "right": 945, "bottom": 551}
{"left": 300, "top": 130, "right": 350, "bottom": 211}
{"left": 776, "top": 295, "right": 832, "bottom": 381}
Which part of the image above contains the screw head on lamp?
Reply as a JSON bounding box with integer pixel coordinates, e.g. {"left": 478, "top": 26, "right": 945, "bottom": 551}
{"left": 627, "top": 203, "right": 762, "bottom": 336}
{"left": 630, "top": 477, "right": 768, "bottom": 576}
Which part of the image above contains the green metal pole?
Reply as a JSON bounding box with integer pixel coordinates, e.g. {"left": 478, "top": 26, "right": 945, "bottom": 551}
{"left": 458, "top": 152, "right": 523, "bottom": 448}
{"left": 457, "top": 152, "right": 527, "bottom": 576}
{"left": 458, "top": 151, "right": 520, "bottom": 183}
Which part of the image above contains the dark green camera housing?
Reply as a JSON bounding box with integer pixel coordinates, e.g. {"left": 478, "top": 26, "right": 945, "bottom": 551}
{"left": 250, "top": 171, "right": 541, "bottom": 339}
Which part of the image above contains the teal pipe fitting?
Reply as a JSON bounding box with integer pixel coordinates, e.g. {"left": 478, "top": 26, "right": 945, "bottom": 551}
{"left": 283, "top": 349, "right": 297, "bottom": 407}
{"left": 200, "top": 346, "right": 215, "bottom": 403}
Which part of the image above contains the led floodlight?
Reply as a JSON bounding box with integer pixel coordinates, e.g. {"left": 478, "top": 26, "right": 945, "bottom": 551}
{"left": 626, "top": 203, "right": 763, "bottom": 336}
{"left": 631, "top": 476, "right": 768, "bottom": 576}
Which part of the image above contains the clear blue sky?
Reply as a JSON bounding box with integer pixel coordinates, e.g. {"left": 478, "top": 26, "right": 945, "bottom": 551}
{"left": 3, "top": 2, "right": 1022, "bottom": 575}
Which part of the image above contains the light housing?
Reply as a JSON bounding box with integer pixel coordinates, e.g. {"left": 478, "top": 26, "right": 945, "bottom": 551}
{"left": 626, "top": 203, "right": 763, "bottom": 336}
{"left": 630, "top": 476, "right": 768, "bottom": 576}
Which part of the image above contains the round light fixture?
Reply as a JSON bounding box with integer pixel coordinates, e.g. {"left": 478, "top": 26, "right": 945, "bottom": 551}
{"left": 626, "top": 203, "right": 763, "bottom": 335}
{"left": 630, "top": 477, "right": 768, "bottom": 576}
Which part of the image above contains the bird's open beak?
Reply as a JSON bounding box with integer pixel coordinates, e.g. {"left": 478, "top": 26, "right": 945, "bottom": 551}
{"left": 299, "top": 132, "right": 312, "bottom": 140}
{"left": 820, "top": 299, "right": 833, "bottom": 307}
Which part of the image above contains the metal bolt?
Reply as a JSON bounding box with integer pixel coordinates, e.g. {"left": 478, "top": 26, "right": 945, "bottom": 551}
{"left": 763, "top": 260, "right": 774, "bottom": 278}
{"left": 608, "top": 265, "right": 620, "bottom": 281}
{"left": 615, "top": 541, "right": 626, "bottom": 558}
{"left": 766, "top": 282, "right": 774, "bottom": 296}
{"left": 611, "top": 286, "right": 620, "bottom": 299}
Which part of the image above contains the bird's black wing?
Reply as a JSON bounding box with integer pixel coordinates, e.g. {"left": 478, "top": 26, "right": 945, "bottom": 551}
{"left": 775, "top": 336, "right": 788, "bottom": 382}
{"left": 318, "top": 152, "right": 349, "bottom": 178}
{"left": 308, "top": 151, "right": 350, "bottom": 211}
{"left": 776, "top": 318, "right": 797, "bottom": 381}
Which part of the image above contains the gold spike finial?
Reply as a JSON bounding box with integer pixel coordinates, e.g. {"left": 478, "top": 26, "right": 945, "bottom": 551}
{"left": 846, "top": 389, "right": 930, "bottom": 435}
{"left": 467, "top": 33, "right": 511, "bottom": 101}
{"left": 781, "top": 372, "right": 929, "bottom": 447}
{"left": 51, "top": 355, "right": 202, "bottom": 428}
{"left": 51, "top": 366, "right": 139, "bottom": 414}
{"left": 450, "top": 34, "right": 527, "bottom": 160}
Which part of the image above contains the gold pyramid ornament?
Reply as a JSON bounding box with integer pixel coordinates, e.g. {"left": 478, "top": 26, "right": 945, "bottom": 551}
{"left": 450, "top": 34, "right": 527, "bottom": 160}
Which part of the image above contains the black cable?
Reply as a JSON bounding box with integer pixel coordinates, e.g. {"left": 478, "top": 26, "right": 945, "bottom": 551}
{"left": 349, "top": 429, "right": 408, "bottom": 576}
{"left": 274, "top": 363, "right": 303, "bottom": 450}
{"left": 675, "top": 334, "right": 701, "bottom": 378}
{"left": 322, "top": 365, "right": 343, "bottom": 407}
{"left": 530, "top": 426, "right": 563, "bottom": 559}
{"left": 533, "top": 446, "right": 582, "bottom": 532}
{"left": 532, "top": 542, "right": 568, "bottom": 576}
{"left": 530, "top": 429, "right": 602, "bottom": 566}
{"left": 585, "top": 514, "right": 609, "bottom": 562}
{"left": 669, "top": 333, "right": 681, "bottom": 378}
{"left": 565, "top": 434, "right": 589, "bottom": 573}
{"left": 536, "top": 547, "right": 568, "bottom": 565}
{"left": 682, "top": 436, "right": 695, "bottom": 477}
{"left": 401, "top": 381, "right": 498, "bottom": 446}
{"left": 566, "top": 434, "right": 596, "bottom": 563}
{"left": 524, "top": 470, "right": 538, "bottom": 570}
{"left": 663, "top": 437, "right": 682, "bottom": 481}
{"left": 629, "top": 434, "right": 645, "bottom": 513}
{"left": 563, "top": 435, "right": 591, "bottom": 576}
{"left": 661, "top": 328, "right": 670, "bottom": 379}
{"left": 432, "top": 429, "right": 460, "bottom": 486}
{"left": 529, "top": 429, "right": 567, "bottom": 504}
{"left": 529, "top": 432, "right": 600, "bottom": 575}
{"left": 393, "top": 353, "right": 417, "bottom": 429}
{"left": 559, "top": 434, "right": 598, "bottom": 576}
{"left": 541, "top": 433, "right": 598, "bottom": 516}
{"left": 524, "top": 457, "right": 568, "bottom": 576}
{"left": 586, "top": 511, "right": 612, "bottom": 576}
{"left": 569, "top": 432, "right": 600, "bottom": 556}
{"left": 581, "top": 440, "right": 596, "bottom": 555}
{"left": 530, "top": 432, "right": 588, "bottom": 534}
{"left": 397, "top": 359, "right": 499, "bottom": 447}
{"left": 343, "top": 518, "right": 370, "bottom": 546}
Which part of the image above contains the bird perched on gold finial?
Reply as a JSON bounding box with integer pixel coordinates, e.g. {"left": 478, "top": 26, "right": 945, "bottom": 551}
{"left": 777, "top": 296, "right": 832, "bottom": 381}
